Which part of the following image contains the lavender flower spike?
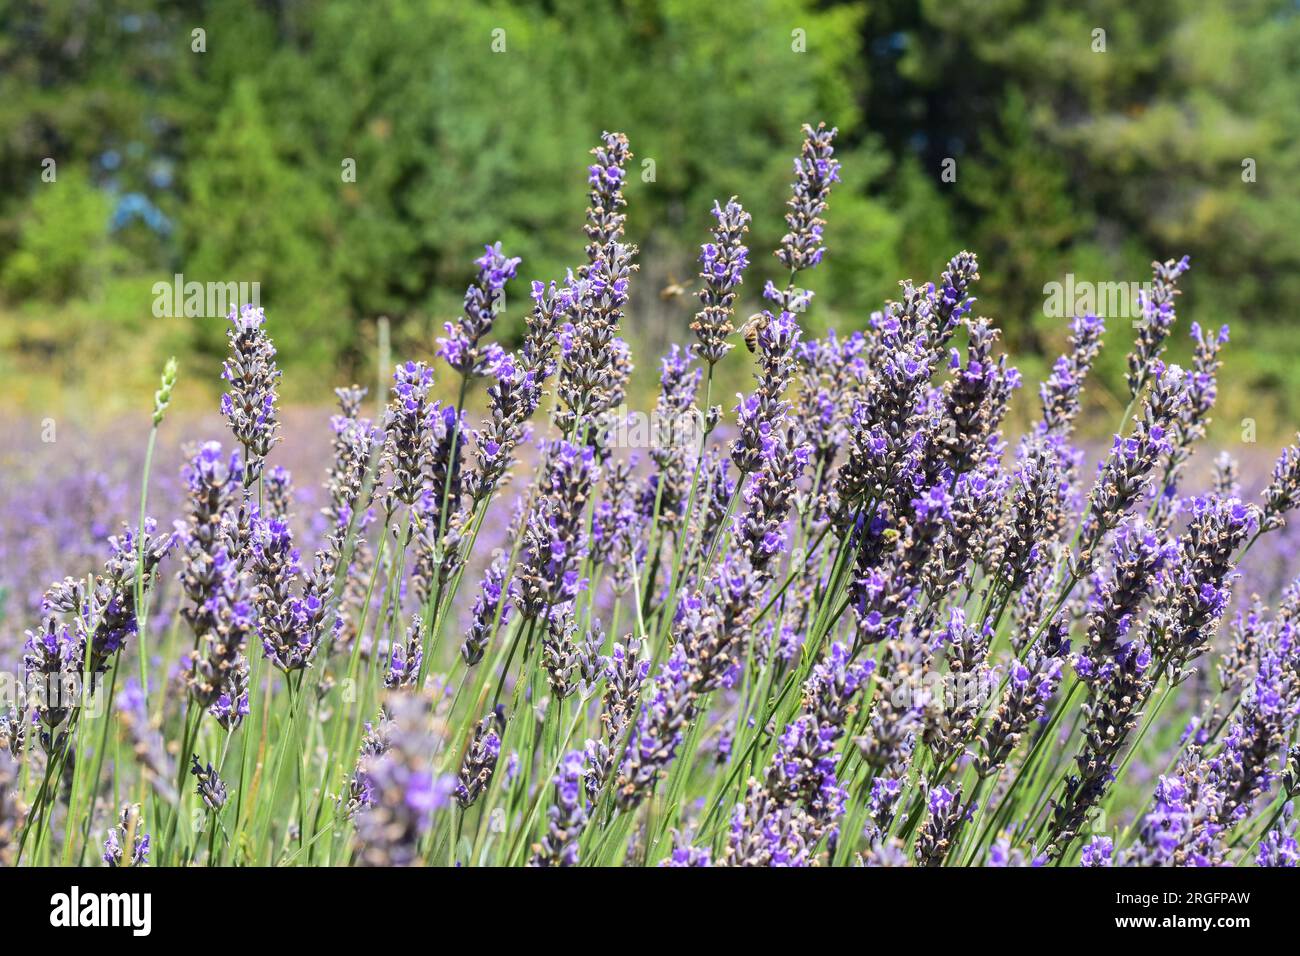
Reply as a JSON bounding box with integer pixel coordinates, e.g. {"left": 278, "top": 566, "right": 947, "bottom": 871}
{"left": 691, "top": 197, "right": 751, "bottom": 365}
{"left": 455, "top": 710, "right": 503, "bottom": 809}
{"left": 382, "top": 361, "right": 436, "bottom": 511}
{"left": 1039, "top": 313, "right": 1104, "bottom": 437}
{"left": 582, "top": 131, "right": 632, "bottom": 271}
{"left": 353, "top": 692, "right": 454, "bottom": 866}
{"left": 438, "top": 242, "right": 521, "bottom": 377}
{"left": 775, "top": 122, "right": 840, "bottom": 277}
{"left": 102, "top": 804, "right": 150, "bottom": 867}
{"left": 1125, "top": 255, "right": 1190, "bottom": 399}
{"left": 220, "top": 304, "right": 281, "bottom": 486}
{"left": 1262, "top": 433, "right": 1300, "bottom": 533}
{"left": 915, "top": 785, "right": 969, "bottom": 867}
{"left": 530, "top": 750, "right": 590, "bottom": 867}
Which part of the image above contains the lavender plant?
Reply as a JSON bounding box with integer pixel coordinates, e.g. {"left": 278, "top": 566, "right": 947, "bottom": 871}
{"left": 6, "top": 123, "right": 1300, "bottom": 872}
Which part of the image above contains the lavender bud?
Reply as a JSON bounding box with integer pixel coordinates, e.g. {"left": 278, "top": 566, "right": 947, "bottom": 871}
{"left": 915, "top": 785, "right": 969, "bottom": 867}
{"left": 1039, "top": 313, "right": 1104, "bottom": 436}
{"left": 190, "top": 755, "right": 228, "bottom": 811}
{"left": 382, "top": 361, "right": 436, "bottom": 510}
{"left": 1257, "top": 803, "right": 1298, "bottom": 867}
{"left": 386, "top": 615, "right": 424, "bottom": 689}
{"left": 461, "top": 552, "right": 514, "bottom": 666}
{"left": 455, "top": 710, "right": 503, "bottom": 809}
{"left": 152, "top": 356, "right": 178, "bottom": 427}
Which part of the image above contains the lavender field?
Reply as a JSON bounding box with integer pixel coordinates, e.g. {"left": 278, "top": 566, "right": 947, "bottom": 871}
{"left": 3, "top": 125, "right": 1299, "bottom": 871}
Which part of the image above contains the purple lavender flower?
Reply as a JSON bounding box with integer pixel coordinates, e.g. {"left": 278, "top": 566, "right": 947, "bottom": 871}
{"left": 530, "top": 750, "right": 590, "bottom": 867}
{"left": 592, "top": 458, "right": 643, "bottom": 596}
{"left": 618, "top": 558, "right": 756, "bottom": 808}
{"left": 22, "top": 617, "right": 79, "bottom": 729}
{"left": 1262, "top": 434, "right": 1300, "bottom": 533}
{"left": 1050, "top": 639, "right": 1155, "bottom": 853}
{"left": 732, "top": 429, "right": 812, "bottom": 579}
{"left": 1081, "top": 362, "right": 1186, "bottom": 553}
{"left": 1257, "top": 803, "right": 1298, "bottom": 867}
{"left": 1125, "top": 255, "right": 1191, "bottom": 399}
{"left": 581, "top": 131, "right": 632, "bottom": 271}
{"left": 1078, "top": 517, "right": 1175, "bottom": 676}
{"left": 833, "top": 308, "right": 935, "bottom": 517}
{"left": 1156, "top": 323, "right": 1228, "bottom": 504}
{"left": 353, "top": 692, "right": 453, "bottom": 866}
{"left": 793, "top": 329, "right": 866, "bottom": 502}
{"left": 662, "top": 840, "right": 712, "bottom": 867}
{"left": 1080, "top": 835, "right": 1114, "bottom": 867}
{"left": 774, "top": 122, "right": 840, "bottom": 276}
{"left": 185, "top": 548, "right": 254, "bottom": 709}
{"left": 731, "top": 310, "right": 800, "bottom": 475}
{"left": 438, "top": 242, "right": 521, "bottom": 377}
{"left": 466, "top": 345, "right": 550, "bottom": 503}
{"left": 866, "top": 777, "right": 904, "bottom": 838}
{"left": 249, "top": 512, "right": 330, "bottom": 673}
{"left": 940, "top": 317, "right": 1011, "bottom": 475}
{"left": 1153, "top": 496, "right": 1257, "bottom": 676}
{"left": 1040, "top": 313, "right": 1104, "bottom": 436}
{"left": 220, "top": 304, "right": 281, "bottom": 486}
{"left": 190, "top": 755, "right": 228, "bottom": 811}
{"left": 382, "top": 361, "right": 436, "bottom": 510}
{"left": 691, "top": 197, "right": 751, "bottom": 364}
{"left": 102, "top": 804, "right": 150, "bottom": 867}
{"left": 927, "top": 608, "right": 994, "bottom": 766}
{"left": 455, "top": 710, "right": 503, "bottom": 809}
{"left": 986, "top": 837, "right": 1047, "bottom": 867}
{"left": 593, "top": 637, "right": 649, "bottom": 766}
{"left": 642, "top": 345, "right": 702, "bottom": 533}
{"left": 990, "top": 436, "right": 1067, "bottom": 595}
{"left": 929, "top": 250, "right": 981, "bottom": 350}
{"left": 915, "top": 784, "right": 968, "bottom": 866}
{"left": 1124, "top": 764, "right": 1226, "bottom": 866}
{"left": 516, "top": 440, "right": 599, "bottom": 620}
{"left": 461, "top": 551, "right": 514, "bottom": 666}
{"left": 554, "top": 260, "right": 637, "bottom": 442}
{"left": 977, "top": 637, "right": 1066, "bottom": 779}
{"left": 386, "top": 616, "right": 424, "bottom": 689}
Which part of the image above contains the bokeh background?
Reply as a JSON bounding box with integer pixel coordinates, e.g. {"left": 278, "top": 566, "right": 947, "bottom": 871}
{"left": 1, "top": 0, "right": 1298, "bottom": 439}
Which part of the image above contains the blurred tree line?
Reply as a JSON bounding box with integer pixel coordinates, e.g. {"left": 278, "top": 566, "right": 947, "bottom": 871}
{"left": 1, "top": 0, "right": 1297, "bottom": 434}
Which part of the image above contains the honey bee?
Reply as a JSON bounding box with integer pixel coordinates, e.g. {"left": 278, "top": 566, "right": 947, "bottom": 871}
{"left": 659, "top": 273, "right": 690, "bottom": 300}
{"left": 739, "top": 312, "right": 769, "bottom": 352}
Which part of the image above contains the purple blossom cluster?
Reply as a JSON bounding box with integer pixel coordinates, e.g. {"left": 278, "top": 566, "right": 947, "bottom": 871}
{"left": 6, "top": 121, "right": 1300, "bottom": 874}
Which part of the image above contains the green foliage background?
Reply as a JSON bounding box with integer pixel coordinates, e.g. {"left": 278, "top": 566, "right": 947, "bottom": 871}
{"left": 1, "top": 0, "right": 1297, "bottom": 438}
